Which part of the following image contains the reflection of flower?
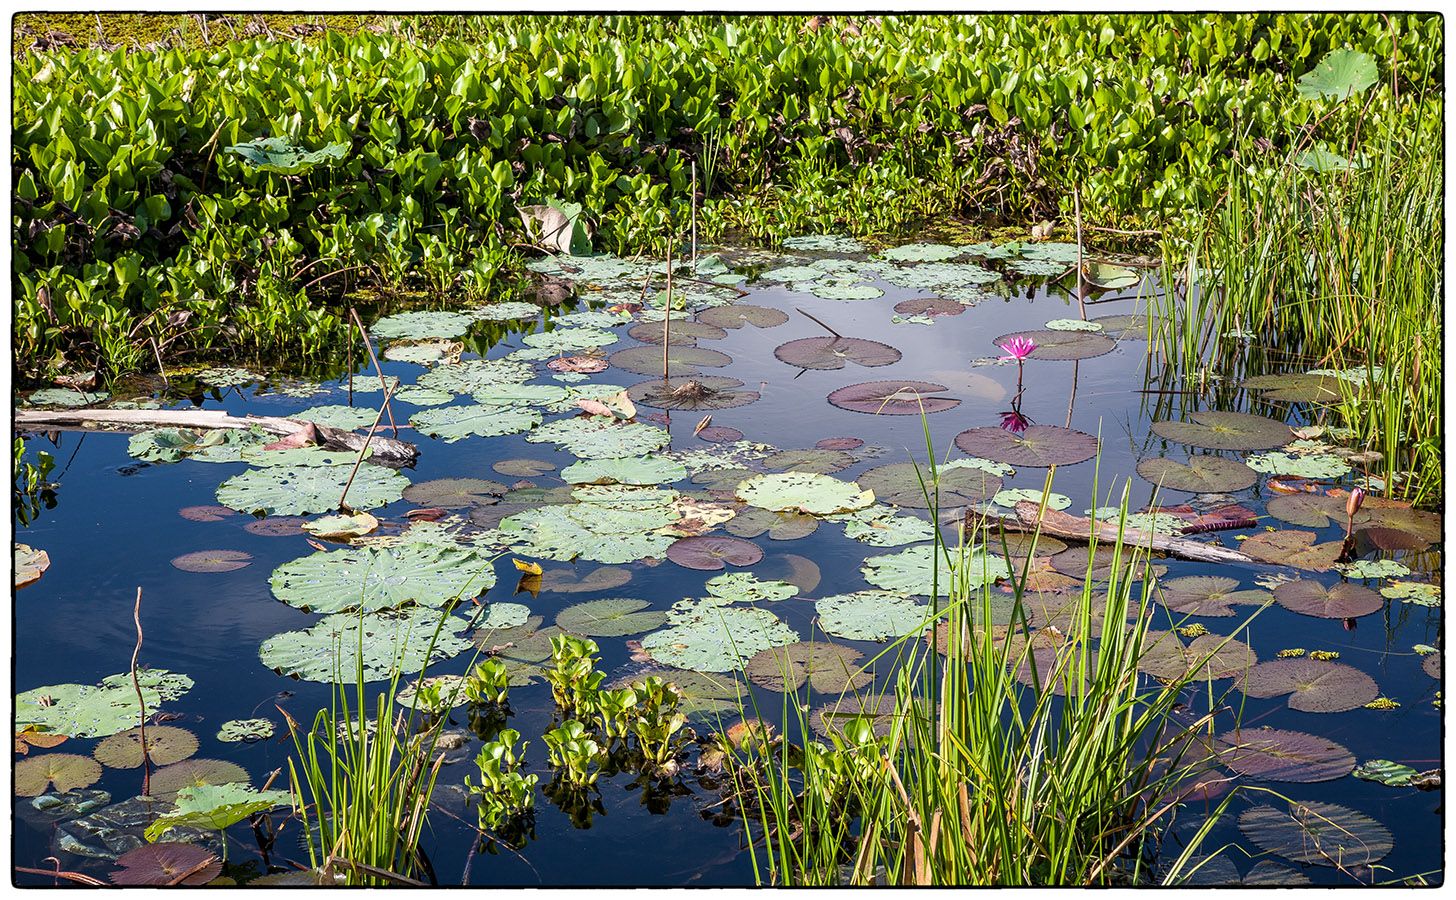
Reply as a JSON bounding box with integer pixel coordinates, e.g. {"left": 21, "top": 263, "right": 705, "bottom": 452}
{"left": 999, "top": 409, "right": 1032, "bottom": 434}
{"left": 998, "top": 336, "right": 1037, "bottom": 361}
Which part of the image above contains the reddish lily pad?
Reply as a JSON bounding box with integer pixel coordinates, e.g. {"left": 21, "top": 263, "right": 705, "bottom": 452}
{"left": 1151, "top": 411, "right": 1292, "bottom": 451}
{"left": 1215, "top": 727, "right": 1354, "bottom": 782}
{"left": 1136, "top": 455, "right": 1257, "bottom": 493}
{"left": 1238, "top": 658, "right": 1379, "bottom": 713}
{"left": 170, "top": 550, "right": 253, "bottom": 573}
{"left": 857, "top": 462, "right": 1000, "bottom": 508}
{"left": 626, "top": 376, "right": 760, "bottom": 410}
{"left": 893, "top": 298, "right": 964, "bottom": 317}
{"left": 1359, "top": 503, "right": 1442, "bottom": 546}
{"left": 402, "top": 477, "right": 508, "bottom": 509}
{"left": 828, "top": 381, "right": 960, "bottom": 415}
{"left": 243, "top": 517, "right": 308, "bottom": 537}
{"left": 627, "top": 320, "right": 728, "bottom": 344}
{"left": 1273, "top": 580, "right": 1383, "bottom": 619}
{"left": 954, "top": 425, "right": 1098, "bottom": 468}
{"left": 698, "top": 426, "right": 745, "bottom": 443}
{"left": 148, "top": 758, "right": 249, "bottom": 802}
{"left": 178, "top": 505, "right": 236, "bottom": 522}
{"left": 994, "top": 329, "right": 1115, "bottom": 361}
{"left": 816, "top": 437, "right": 864, "bottom": 450}
{"left": 1239, "top": 801, "right": 1391, "bottom": 867}
{"left": 112, "top": 843, "right": 222, "bottom": 886}
{"left": 763, "top": 449, "right": 854, "bottom": 474}
{"left": 774, "top": 337, "right": 902, "bottom": 370}
{"left": 1354, "top": 526, "right": 1430, "bottom": 553}
{"left": 666, "top": 535, "right": 764, "bottom": 571}
{"left": 745, "top": 642, "right": 873, "bottom": 694}
{"left": 1240, "top": 530, "right": 1344, "bottom": 571}
{"left": 698, "top": 304, "right": 790, "bottom": 329}
{"left": 1049, "top": 546, "right": 1165, "bottom": 583}
{"left": 610, "top": 345, "right": 732, "bottom": 376}
{"left": 1159, "top": 576, "right": 1271, "bottom": 617}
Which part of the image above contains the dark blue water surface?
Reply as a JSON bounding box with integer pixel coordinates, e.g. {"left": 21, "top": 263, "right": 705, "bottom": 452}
{"left": 13, "top": 250, "right": 1442, "bottom": 886}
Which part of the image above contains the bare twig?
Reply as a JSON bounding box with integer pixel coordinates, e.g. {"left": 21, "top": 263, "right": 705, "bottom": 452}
{"left": 794, "top": 307, "right": 842, "bottom": 339}
{"left": 348, "top": 307, "right": 398, "bottom": 437}
{"left": 166, "top": 855, "right": 221, "bottom": 886}
{"left": 1073, "top": 184, "right": 1087, "bottom": 320}
{"left": 338, "top": 382, "right": 394, "bottom": 511}
{"left": 149, "top": 337, "right": 168, "bottom": 387}
{"left": 15, "top": 862, "right": 106, "bottom": 887}
{"left": 131, "top": 587, "right": 150, "bottom": 797}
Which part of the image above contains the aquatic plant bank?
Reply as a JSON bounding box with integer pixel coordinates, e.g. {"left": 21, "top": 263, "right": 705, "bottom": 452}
{"left": 12, "top": 14, "right": 1440, "bottom": 381}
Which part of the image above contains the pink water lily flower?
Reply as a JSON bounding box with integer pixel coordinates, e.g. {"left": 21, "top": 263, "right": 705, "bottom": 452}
{"left": 999, "top": 336, "right": 1037, "bottom": 361}
{"left": 999, "top": 409, "right": 1032, "bottom": 434}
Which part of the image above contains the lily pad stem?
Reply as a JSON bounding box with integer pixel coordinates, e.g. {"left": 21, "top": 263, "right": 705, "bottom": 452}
{"left": 131, "top": 586, "right": 150, "bottom": 797}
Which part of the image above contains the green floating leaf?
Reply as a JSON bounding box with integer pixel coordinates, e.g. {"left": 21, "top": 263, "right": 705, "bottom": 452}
{"left": 640, "top": 603, "right": 799, "bottom": 673}
{"left": 1352, "top": 759, "right": 1420, "bottom": 787}
{"left": 270, "top": 542, "right": 496, "bottom": 614}
{"left": 560, "top": 457, "right": 687, "bottom": 486}
{"left": 16, "top": 754, "right": 103, "bottom": 797}
{"left": 1151, "top": 411, "right": 1291, "bottom": 451}
{"left": 500, "top": 503, "right": 676, "bottom": 564}
{"left": 861, "top": 545, "right": 1010, "bottom": 595}
{"left": 857, "top": 461, "right": 1003, "bottom": 509}
{"left": 416, "top": 358, "right": 536, "bottom": 394}
{"left": 258, "top": 606, "right": 475, "bottom": 683}
{"left": 527, "top": 416, "right": 670, "bottom": 459}
{"left": 1297, "top": 49, "right": 1379, "bottom": 101}
{"left": 703, "top": 572, "right": 797, "bottom": 603}
{"left": 782, "top": 234, "right": 864, "bottom": 253}
{"left": 217, "top": 464, "right": 407, "bottom": 515}
{"left": 217, "top": 718, "right": 274, "bottom": 743}
{"left": 556, "top": 598, "right": 667, "bottom": 637}
{"left": 737, "top": 472, "right": 874, "bottom": 516}
{"left": 832, "top": 506, "right": 936, "bottom": 547}
{"left": 880, "top": 242, "right": 962, "bottom": 262}
{"left": 1246, "top": 451, "right": 1350, "bottom": 479}
{"left": 1044, "top": 318, "right": 1103, "bottom": 332}
{"left": 1335, "top": 559, "right": 1410, "bottom": 580}
{"left": 16, "top": 670, "right": 193, "bottom": 739}
{"left": 1380, "top": 581, "right": 1440, "bottom": 606}
{"left": 409, "top": 405, "right": 540, "bottom": 443}
{"left": 145, "top": 783, "right": 291, "bottom": 841}
{"left": 25, "top": 387, "right": 109, "bottom": 407}
{"left": 745, "top": 642, "right": 872, "bottom": 694}
{"left": 1136, "top": 455, "right": 1258, "bottom": 493}
{"left": 991, "top": 489, "right": 1071, "bottom": 511}
{"left": 291, "top": 404, "right": 379, "bottom": 431}
{"left": 816, "top": 590, "right": 929, "bottom": 642}
{"left": 225, "top": 137, "right": 347, "bottom": 174}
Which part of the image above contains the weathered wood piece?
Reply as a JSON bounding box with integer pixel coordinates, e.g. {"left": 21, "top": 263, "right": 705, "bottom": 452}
{"left": 1008, "top": 501, "right": 1259, "bottom": 566}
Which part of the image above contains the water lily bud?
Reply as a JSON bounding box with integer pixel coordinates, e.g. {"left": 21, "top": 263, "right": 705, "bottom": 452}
{"left": 1346, "top": 487, "right": 1366, "bottom": 518}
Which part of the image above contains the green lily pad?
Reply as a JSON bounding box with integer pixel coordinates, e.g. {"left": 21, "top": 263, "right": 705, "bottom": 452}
{"left": 368, "top": 310, "right": 476, "bottom": 341}
{"left": 862, "top": 545, "right": 1011, "bottom": 595}
{"left": 782, "top": 234, "right": 864, "bottom": 253}
{"left": 704, "top": 572, "right": 798, "bottom": 603}
{"left": 499, "top": 503, "right": 677, "bottom": 564}
{"left": 857, "top": 461, "right": 1002, "bottom": 509}
{"left": 880, "top": 242, "right": 961, "bottom": 262}
{"left": 991, "top": 489, "right": 1072, "bottom": 511}
{"left": 1080, "top": 262, "right": 1140, "bottom": 290}
{"left": 473, "top": 301, "right": 543, "bottom": 322}
{"left": 519, "top": 326, "right": 618, "bottom": 355}
{"left": 640, "top": 603, "right": 799, "bottom": 672}
{"left": 1159, "top": 576, "right": 1271, "bottom": 617}
{"left": 737, "top": 472, "right": 874, "bottom": 516}
{"left": 270, "top": 542, "right": 495, "bottom": 614}
{"left": 697, "top": 304, "right": 790, "bottom": 329}
{"left": 16, "top": 754, "right": 104, "bottom": 797}
{"left": 1242, "top": 373, "right": 1347, "bottom": 403}
{"left": 994, "top": 329, "right": 1115, "bottom": 361}
{"left": 409, "top": 405, "right": 540, "bottom": 443}
{"left": 217, "top": 719, "right": 274, "bottom": 743}
{"left": 170, "top": 549, "right": 253, "bottom": 573}
{"left": 226, "top": 136, "right": 347, "bottom": 174}
{"left": 561, "top": 457, "right": 687, "bottom": 486}
{"left": 762, "top": 449, "right": 854, "bottom": 474}
{"left": 17, "top": 670, "right": 194, "bottom": 739}
{"left": 291, "top": 404, "right": 378, "bottom": 431}
{"left": 816, "top": 590, "right": 930, "bottom": 642}
{"left": 1335, "top": 559, "right": 1410, "bottom": 579}
{"left": 128, "top": 426, "right": 269, "bottom": 464}
{"left": 773, "top": 336, "right": 902, "bottom": 370}
{"left": 1239, "top": 658, "right": 1379, "bottom": 713}
{"left": 1352, "top": 759, "right": 1421, "bottom": 787}
{"left": 145, "top": 783, "right": 291, "bottom": 841}
{"left": 493, "top": 458, "right": 557, "bottom": 478}
{"left": 1380, "top": 581, "right": 1440, "bottom": 606}
{"left": 954, "top": 424, "right": 1099, "bottom": 468}
{"left": 1151, "top": 411, "right": 1292, "bottom": 451}
{"left": 25, "top": 387, "right": 109, "bottom": 407}
{"left": 468, "top": 383, "right": 571, "bottom": 408}
{"left": 540, "top": 566, "right": 632, "bottom": 593}
{"left": 258, "top": 606, "right": 475, "bottom": 683}
{"left": 1090, "top": 314, "right": 1152, "bottom": 340}
{"left": 527, "top": 416, "right": 670, "bottom": 458}
{"left": 745, "top": 642, "right": 873, "bottom": 693}
{"left": 416, "top": 358, "right": 536, "bottom": 394}
{"left": 94, "top": 726, "right": 198, "bottom": 768}
{"left": 1137, "top": 455, "right": 1258, "bottom": 493}
{"left": 1044, "top": 318, "right": 1101, "bottom": 332}
{"left": 1239, "top": 800, "right": 1390, "bottom": 867}
{"left": 828, "top": 381, "right": 960, "bottom": 415}
{"left": 1273, "top": 580, "right": 1383, "bottom": 619}
{"left": 805, "top": 278, "right": 885, "bottom": 301}
{"left": 1215, "top": 727, "right": 1354, "bottom": 783}
{"left": 217, "top": 464, "right": 406, "bottom": 516}
{"left": 1297, "top": 48, "right": 1379, "bottom": 101}
{"left": 833, "top": 506, "right": 937, "bottom": 547}
{"left": 556, "top": 598, "right": 668, "bottom": 637}
{"left": 1246, "top": 451, "right": 1350, "bottom": 479}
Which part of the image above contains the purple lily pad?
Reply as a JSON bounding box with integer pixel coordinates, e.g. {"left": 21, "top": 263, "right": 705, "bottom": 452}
{"left": 1237, "top": 658, "right": 1380, "bottom": 713}
{"left": 857, "top": 462, "right": 1000, "bottom": 508}
{"left": 816, "top": 437, "right": 864, "bottom": 450}
{"left": 1273, "top": 580, "right": 1383, "bottom": 619}
{"left": 1239, "top": 801, "right": 1391, "bottom": 867}
{"left": 1215, "top": 727, "right": 1354, "bottom": 783}
{"left": 774, "top": 337, "right": 902, "bottom": 370}
{"left": 112, "top": 843, "right": 222, "bottom": 886}
{"left": 627, "top": 320, "right": 728, "bottom": 344}
{"left": 697, "top": 425, "right": 745, "bottom": 443}
{"left": 1136, "top": 455, "right": 1257, "bottom": 493}
{"left": 698, "top": 304, "right": 789, "bottom": 329}
{"left": 178, "top": 505, "right": 236, "bottom": 522}
{"left": 894, "top": 298, "right": 964, "bottom": 317}
{"left": 402, "top": 477, "right": 508, "bottom": 509}
{"left": 954, "top": 424, "right": 1098, "bottom": 467}
{"left": 170, "top": 550, "right": 253, "bottom": 573}
{"left": 762, "top": 449, "right": 854, "bottom": 474}
{"left": 1159, "top": 575, "right": 1271, "bottom": 617}
{"left": 666, "top": 535, "right": 765, "bottom": 571}
{"left": 1151, "top": 410, "right": 1292, "bottom": 451}
{"left": 994, "top": 329, "right": 1115, "bottom": 361}
{"left": 610, "top": 345, "right": 732, "bottom": 376}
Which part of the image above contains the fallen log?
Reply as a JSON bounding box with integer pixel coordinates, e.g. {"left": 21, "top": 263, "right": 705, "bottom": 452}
{"left": 1007, "top": 501, "right": 1259, "bottom": 566}
{"left": 14, "top": 408, "right": 418, "bottom": 466}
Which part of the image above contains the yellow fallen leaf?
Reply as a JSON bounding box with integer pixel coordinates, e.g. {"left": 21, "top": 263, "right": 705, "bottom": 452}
{"left": 513, "top": 558, "right": 543, "bottom": 576}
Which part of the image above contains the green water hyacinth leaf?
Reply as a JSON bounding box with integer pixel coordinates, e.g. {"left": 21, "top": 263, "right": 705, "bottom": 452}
{"left": 16, "top": 670, "right": 193, "bottom": 739}
{"left": 225, "top": 136, "right": 348, "bottom": 173}
{"left": 409, "top": 405, "right": 540, "bottom": 443}
{"left": 1335, "top": 559, "right": 1410, "bottom": 580}
{"left": 368, "top": 310, "right": 477, "bottom": 341}
{"left": 291, "top": 404, "right": 378, "bottom": 431}
{"left": 145, "top": 783, "right": 292, "bottom": 841}
{"left": 1044, "top": 318, "right": 1103, "bottom": 332}
{"left": 640, "top": 603, "right": 799, "bottom": 673}
{"left": 1352, "top": 759, "right": 1420, "bottom": 787}
{"left": 704, "top": 572, "right": 798, "bottom": 603}
{"left": 861, "top": 545, "right": 1011, "bottom": 595}
{"left": 527, "top": 416, "right": 670, "bottom": 458}
{"left": 1297, "top": 145, "right": 1365, "bottom": 173}
{"left": 880, "top": 242, "right": 961, "bottom": 262}
{"left": 816, "top": 590, "right": 930, "bottom": 642}
{"left": 217, "top": 718, "right": 274, "bottom": 743}
{"left": 1246, "top": 451, "right": 1350, "bottom": 479}
{"left": 1297, "top": 49, "right": 1379, "bottom": 101}
{"left": 270, "top": 542, "right": 496, "bottom": 614}
{"left": 258, "top": 606, "right": 474, "bottom": 683}
{"left": 216, "top": 463, "right": 407, "bottom": 515}
{"left": 556, "top": 598, "right": 667, "bottom": 637}
{"left": 736, "top": 472, "right": 874, "bottom": 516}
{"left": 560, "top": 457, "right": 687, "bottom": 486}
{"left": 992, "top": 489, "right": 1072, "bottom": 511}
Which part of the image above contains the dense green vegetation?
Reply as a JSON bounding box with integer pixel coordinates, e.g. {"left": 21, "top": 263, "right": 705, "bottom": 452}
{"left": 11, "top": 14, "right": 1440, "bottom": 383}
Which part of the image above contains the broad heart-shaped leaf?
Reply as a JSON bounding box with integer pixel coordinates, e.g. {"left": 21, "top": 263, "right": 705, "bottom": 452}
{"left": 736, "top": 472, "right": 874, "bottom": 517}
{"left": 1238, "top": 659, "right": 1379, "bottom": 713}
{"left": 773, "top": 336, "right": 902, "bottom": 370}
{"left": 16, "top": 670, "right": 193, "bottom": 739}
{"left": 258, "top": 606, "right": 475, "bottom": 683}
{"left": 145, "top": 784, "right": 292, "bottom": 841}
{"left": 628, "top": 319, "right": 728, "bottom": 344}
{"left": 1273, "top": 579, "right": 1383, "bottom": 619}
{"left": 1241, "top": 373, "right": 1347, "bottom": 403}
{"left": 1240, "top": 531, "right": 1344, "bottom": 572}
{"left": 831, "top": 506, "right": 936, "bottom": 547}
{"left": 954, "top": 425, "right": 1099, "bottom": 467}
{"left": 25, "top": 386, "right": 109, "bottom": 407}
{"left": 857, "top": 461, "right": 1002, "bottom": 509}
{"left": 112, "top": 843, "right": 223, "bottom": 886}
{"left": 1243, "top": 861, "right": 1312, "bottom": 886}
{"left": 725, "top": 506, "right": 819, "bottom": 541}
{"left": 15, "top": 753, "right": 103, "bottom": 796}
{"left": 1136, "top": 455, "right": 1257, "bottom": 493}
{"left": 409, "top": 405, "right": 540, "bottom": 443}
{"left": 416, "top": 358, "right": 536, "bottom": 394}
{"left": 555, "top": 598, "right": 667, "bottom": 637}
{"left": 217, "top": 464, "right": 407, "bottom": 515}
{"left": 270, "top": 542, "right": 496, "bottom": 614}
{"left": 667, "top": 535, "right": 764, "bottom": 571}
{"left": 745, "top": 642, "right": 873, "bottom": 694}
{"left": 880, "top": 242, "right": 962, "bottom": 262}
{"left": 861, "top": 545, "right": 1011, "bottom": 595}
{"left": 1297, "top": 49, "right": 1379, "bottom": 101}
{"left": 527, "top": 415, "right": 670, "bottom": 458}
{"left": 500, "top": 503, "right": 677, "bottom": 564}
{"left": 640, "top": 603, "right": 799, "bottom": 672}
{"left": 225, "top": 137, "right": 347, "bottom": 174}
{"left": 1246, "top": 451, "right": 1349, "bottom": 479}
{"left": 698, "top": 304, "right": 790, "bottom": 329}
{"left": 994, "top": 329, "right": 1116, "bottom": 361}
{"left": 1239, "top": 801, "right": 1391, "bottom": 867}
{"left": 609, "top": 345, "right": 731, "bottom": 376}
{"left": 1265, "top": 493, "right": 1356, "bottom": 528}
{"left": 15, "top": 543, "right": 50, "bottom": 588}
{"left": 816, "top": 590, "right": 930, "bottom": 642}
{"left": 1215, "top": 727, "right": 1354, "bottom": 783}
{"left": 1079, "top": 262, "right": 1140, "bottom": 290}
{"left": 402, "top": 477, "right": 508, "bottom": 508}
{"left": 170, "top": 549, "right": 252, "bottom": 573}
{"left": 1150, "top": 410, "right": 1292, "bottom": 451}
{"left": 94, "top": 725, "right": 197, "bottom": 768}
{"left": 762, "top": 448, "right": 854, "bottom": 474}
{"left": 828, "top": 381, "right": 960, "bottom": 415}
{"left": 148, "top": 758, "right": 250, "bottom": 803}
{"left": 561, "top": 457, "right": 687, "bottom": 486}
{"left": 1158, "top": 576, "right": 1270, "bottom": 617}
{"left": 469, "top": 383, "right": 571, "bottom": 408}
{"left": 625, "top": 376, "right": 760, "bottom": 410}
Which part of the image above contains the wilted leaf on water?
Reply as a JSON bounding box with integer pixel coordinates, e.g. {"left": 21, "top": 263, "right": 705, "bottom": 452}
{"left": 762, "top": 448, "right": 855, "bottom": 474}
{"left": 745, "top": 642, "right": 872, "bottom": 693}
{"left": 1159, "top": 576, "right": 1271, "bottom": 617}
{"left": 736, "top": 472, "right": 873, "bottom": 516}
{"left": 556, "top": 598, "right": 667, "bottom": 637}
{"left": 111, "top": 843, "right": 222, "bottom": 886}
{"left": 16, "top": 671, "right": 194, "bottom": 739}
{"left": 857, "top": 461, "right": 1001, "bottom": 509}
{"left": 640, "top": 603, "right": 799, "bottom": 672}
{"left": 145, "top": 783, "right": 292, "bottom": 841}
{"left": 94, "top": 726, "right": 198, "bottom": 769}
{"left": 1151, "top": 411, "right": 1292, "bottom": 451}
{"left": 170, "top": 549, "right": 252, "bottom": 573}
{"left": 14, "top": 726, "right": 68, "bottom": 755}
{"left": 539, "top": 566, "right": 632, "bottom": 594}
{"left": 15, "top": 543, "right": 50, "bottom": 588}
{"left": 1136, "top": 455, "right": 1257, "bottom": 493}
{"left": 625, "top": 376, "right": 761, "bottom": 411}
{"left": 1239, "top": 800, "right": 1390, "bottom": 867}
{"left": 954, "top": 424, "right": 1099, "bottom": 468}
{"left": 303, "top": 512, "right": 379, "bottom": 540}
{"left": 258, "top": 606, "right": 475, "bottom": 683}
{"left": 828, "top": 380, "right": 960, "bottom": 415}
{"left": 217, "top": 464, "right": 407, "bottom": 516}
{"left": 15, "top": 754, "right": 103, "bottom": 797}
{"left": 609, "top": 345, "right": 732, "bottom": 377}
{"left": 1352, "top": 759, "right": 1421, "bottom": 787}
{"left": 270, "top": 542, "right": 494, "bottom": 614}
{"left": 1238, "top": 658, "right": 1380, "bottom": 712}
{"left": 1241, "top": 531, "right": 1344, "bottom": 572}
{"left": 666, "top": 535, "right": 764, "bottom": 571}
{"left": 816, "top": 590, "right": 930, "bottom": 642}
{"left": 1273, "top": 579, "right": 1383, "bottom": 619}
{"left": 994, "top": 329, "right": 1115, "bottom": 361}
{"left": 1297, "top": 48, "right": 1379, "bottom": 101}
{"left": 217, "top": 718, "right": 274, "bottom": 743}
{"left": 774, "top": 336, "right": 902, "bottom": 370}
{"left": 1215, "top": 727, "right": 1354, "bottom": 782}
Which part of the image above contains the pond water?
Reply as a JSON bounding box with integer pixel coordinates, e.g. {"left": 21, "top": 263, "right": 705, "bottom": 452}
{"left": 14, "top": 237, "right": 1442, "bottom": 886}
